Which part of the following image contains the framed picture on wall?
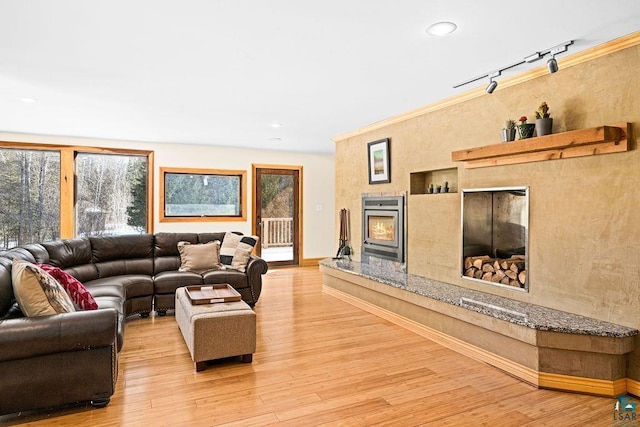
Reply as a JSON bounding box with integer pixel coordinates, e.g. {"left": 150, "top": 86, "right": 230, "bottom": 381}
{"left": 367, "top": 138, "right": 391, "bottom": 184}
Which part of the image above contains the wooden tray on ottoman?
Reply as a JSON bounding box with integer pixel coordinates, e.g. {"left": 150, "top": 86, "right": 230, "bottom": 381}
{"left": 185, "top": 284, "right": 242, "bottom": 304}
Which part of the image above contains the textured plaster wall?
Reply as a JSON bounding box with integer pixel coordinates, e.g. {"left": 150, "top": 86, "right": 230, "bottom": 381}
{"left": 335, "top": 45, "right": 640, "bottom": 377}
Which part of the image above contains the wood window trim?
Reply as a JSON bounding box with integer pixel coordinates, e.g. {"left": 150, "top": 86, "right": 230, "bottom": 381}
{"left": 0, "top": 141, "right": 154, "bottom": 238}
{"left": 159, "top": 166, "right": 247, "bottom": 223}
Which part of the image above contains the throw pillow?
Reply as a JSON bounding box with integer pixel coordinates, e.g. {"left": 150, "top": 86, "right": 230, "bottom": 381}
{"left": 38, "top": 263, "right": 98, "bottom": 310}
{"left": 177, "top": 240, "right": 222, "bottom": 273}
{"left": 219, "top": 232, "right": 259, "bottom": 272}
{"left": 11, "top": 259, "right": 76, "bottom": 317}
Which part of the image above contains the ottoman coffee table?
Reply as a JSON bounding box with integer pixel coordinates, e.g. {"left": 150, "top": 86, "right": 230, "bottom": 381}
{"left": 175, "top": 286, "right": 256, "bottom": 372}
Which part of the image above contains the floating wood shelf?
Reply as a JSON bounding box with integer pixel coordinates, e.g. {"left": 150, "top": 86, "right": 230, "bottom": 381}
{"left": 451, "top": 122, "right": 630, "bottom": 169}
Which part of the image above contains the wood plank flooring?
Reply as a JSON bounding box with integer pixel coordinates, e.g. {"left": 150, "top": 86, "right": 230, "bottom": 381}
{"left": 2, "top": 266, "right": 633, "bottom": 426}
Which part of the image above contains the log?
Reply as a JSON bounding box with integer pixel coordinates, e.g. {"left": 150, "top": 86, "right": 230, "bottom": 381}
{"left": 500, "top": 276, "right": 511, "bottom": 285}
{"left": 493, "top": 270, "right": 506, "bottom": 281}
{"left": 510, "top": 279, "right": 521, "bottom": 287}
{"left": 472, "top": 256, "right": 490, "bottom": 269}
{"left": 499, "top": 260, "right": 525, "bottom": 271}
{"left": 505, "top": 270, "right": 518, "bottom": 280}
{"left": 481, "top": 272, "right": 493, "bottom": 281}
{"left": 482, "top": 263, "right": 495, "bottom": 273}
{"left": 493, "top": 260, "right": 501, "bottom": 271}
{"left": 464, "top": 268, "right": 476, "bottom": 278}
{"left": 464, "top": 257, "right": 474, "bottom": 270}
{"left": 519, "top": 270, "right": 527, "bottom": 285}
{"left": 474, "top": 269, "right": 483, "bottom": 279}
{"left": 509, "top": 261, "right": 525, "bottom": 273}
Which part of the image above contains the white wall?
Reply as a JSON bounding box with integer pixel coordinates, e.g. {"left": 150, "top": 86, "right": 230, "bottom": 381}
{"left": 0, "top": 131, "right": 335, "bottom": 260}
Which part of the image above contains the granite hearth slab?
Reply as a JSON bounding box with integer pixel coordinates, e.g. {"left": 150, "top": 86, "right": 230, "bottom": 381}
{"left": 320, "top": 258, "right": 637, "bottom": 338}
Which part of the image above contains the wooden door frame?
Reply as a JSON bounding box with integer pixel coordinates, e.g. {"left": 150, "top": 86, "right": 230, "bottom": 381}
{"left": 252, "top": 164, "right": 303, "bottom": 267}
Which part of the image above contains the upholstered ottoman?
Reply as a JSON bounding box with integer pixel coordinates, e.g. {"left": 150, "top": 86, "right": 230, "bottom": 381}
{"left": 175, "top": 287, "right": 256, "bottom": 372}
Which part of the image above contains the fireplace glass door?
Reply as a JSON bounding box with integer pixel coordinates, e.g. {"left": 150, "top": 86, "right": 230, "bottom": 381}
{"left": 361, "top": 195, "right": 404, "bottom": 262}
{"left": 366, "top": 212, "right": 398, "bottom": 247}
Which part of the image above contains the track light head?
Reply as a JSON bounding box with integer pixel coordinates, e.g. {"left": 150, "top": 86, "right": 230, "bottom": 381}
{"left": 486, "top": 79, "right": 498, "bottom": 94}
{"left": 547, "top": 57, "right": 558, "bottom": 73}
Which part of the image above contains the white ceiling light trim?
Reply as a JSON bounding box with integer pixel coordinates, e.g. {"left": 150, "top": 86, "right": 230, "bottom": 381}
{"left": 425, "top": 21, "right": 457, "bottom": 37}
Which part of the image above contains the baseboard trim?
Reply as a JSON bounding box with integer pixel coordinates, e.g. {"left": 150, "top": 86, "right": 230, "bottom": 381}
{"left": 539, "top": 373, "right": 627, "bottom": 397}
{"left": 300, "top": 257, "right": 324, "bottom": 267}
{"left": 627, "top": 379, "right": 640, "bottom": 398}
{"left": 322, "top": 284, "right": 631, "bottom": 397}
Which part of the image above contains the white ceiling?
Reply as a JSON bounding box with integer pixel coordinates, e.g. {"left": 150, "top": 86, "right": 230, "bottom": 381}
{"left": 1, "top": 1, "right": 639, "bottom": 154}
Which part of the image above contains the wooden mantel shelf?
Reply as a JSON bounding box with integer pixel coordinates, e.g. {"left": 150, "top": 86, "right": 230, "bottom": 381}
{"left": 451, "top": 122, "right": 630, "bottom": 169}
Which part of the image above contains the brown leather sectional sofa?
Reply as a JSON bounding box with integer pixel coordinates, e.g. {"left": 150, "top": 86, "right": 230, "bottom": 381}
{"left": 0, "top": 232, "right": 268, "bottom": 416}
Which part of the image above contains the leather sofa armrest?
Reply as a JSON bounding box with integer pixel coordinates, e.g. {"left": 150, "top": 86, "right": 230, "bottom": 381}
{"left": 245, "top": 255, "right": 268, "bottom": 304}
{"left": 0, "top": 308, "right": 118, "bottom": 362}
{"left": 246, "top": 255, "right": 268, "bottom": 276}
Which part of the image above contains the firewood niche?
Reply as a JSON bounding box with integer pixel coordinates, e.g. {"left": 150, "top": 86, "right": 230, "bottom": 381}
{"left": 451, "top": 123, "right": 630, "bottom": 168}
{"left": 462, "top": 186, "right": 529, "bottom": 291}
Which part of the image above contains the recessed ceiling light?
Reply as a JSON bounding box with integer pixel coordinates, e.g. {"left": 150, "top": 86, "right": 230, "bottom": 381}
{"left": 425, "top": 21, "right": 457, "bottom": 37}
{"left": 20, "top": 97, "right": 38, "bottom": 103}
{"left": 270, "top": 123, "right": 283, "bottom": 128}
{"left": 267, "top": 137, "right": 282, "bottom": 142}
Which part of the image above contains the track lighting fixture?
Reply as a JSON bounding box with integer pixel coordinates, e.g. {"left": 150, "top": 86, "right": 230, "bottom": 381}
{"left": 486, "top": 79, "right": 498, "bottom": 94}
{"left": 485, "top": 71, "right": 500, "bottom": 94}
{"left": 453, "top": 40, "right": 574, "bottom": 92}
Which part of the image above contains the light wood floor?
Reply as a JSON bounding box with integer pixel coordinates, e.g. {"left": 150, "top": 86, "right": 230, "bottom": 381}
{"left": 3, "top": 267, "right": 631, "bottom": 426}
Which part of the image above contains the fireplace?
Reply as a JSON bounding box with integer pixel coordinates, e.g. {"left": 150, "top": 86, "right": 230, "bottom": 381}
{"left": 461, "top": 186, "right": 529, "bottom": 290}
{"left": 362, "top": 195, "right": 404, "bottom": 263}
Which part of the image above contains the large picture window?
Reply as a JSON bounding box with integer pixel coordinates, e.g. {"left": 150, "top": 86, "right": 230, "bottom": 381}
{"left": 160, "top": 167, "right": 246, "bottom": 222}
{"left": 0, "top": 142, "right": 153, "bottom": 249}
{"left": 75, "top": 153, "right": 148, "bottom": 237}
{"left": 0, "top": 148, "right": 61, "bottom": 249}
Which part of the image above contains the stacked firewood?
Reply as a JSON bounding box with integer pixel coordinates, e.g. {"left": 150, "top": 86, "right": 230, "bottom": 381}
{"left": 463, "top": 255, "right": 526, "bottom": 288}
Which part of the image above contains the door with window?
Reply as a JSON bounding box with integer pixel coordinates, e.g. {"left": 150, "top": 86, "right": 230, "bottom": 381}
{"left": 253, "top": 165, "right": 301, "bottom": 267}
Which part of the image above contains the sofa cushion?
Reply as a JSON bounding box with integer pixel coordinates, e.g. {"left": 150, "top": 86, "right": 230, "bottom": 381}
{"left": 153, "top": 233, "right": 199, "bottom": 275}
{"left": 42, "top": 238, "right": 92, "bottom": 268}
{"left": 91, "top": 235, "right": 154, "bottom": 277}
{"left": 11, "top": 260, "right": 75, "bottom": 317}
{"left": 219, "top": 233, "right": 259, "bottom": 272}
{"left": 41, "top": 238, "right": 99, "bottom": 282}
{"left": 177, "top": 241, "right": 222, "bottom": 273}
{"left": 38, "top": 264, "right": 98, "bottom": 310}
{"left": 202, "top": 269, "right": 248, "bottom": 290}
{"left": 154, "top": 270, "right": 203, "bottom": 294}
{"left": 197, "top": 232, "right": 227, "bottom": 244}
{"left": 85, "top": 275, "right": 154, "bottom": 300}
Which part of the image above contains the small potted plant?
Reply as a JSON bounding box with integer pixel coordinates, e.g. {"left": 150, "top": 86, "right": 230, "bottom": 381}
{"left": 443, "top": 181, "right": 449, "bottom": 193}
{"left": 427, "top": 183, "right": 434, "bottom": 194}
{"left": 501, "top": 119, "right": 516, "bottom": 142}
{"left": 517, "top": 116, "right": 535, "bottom": 139}
{"left": 534, "top": 102, "right": 553, "bottom": 136}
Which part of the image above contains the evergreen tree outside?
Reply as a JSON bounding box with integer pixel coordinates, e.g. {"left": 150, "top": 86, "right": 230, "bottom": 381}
{"left": 126, "top": 158, "right": 147, "bottom": 231}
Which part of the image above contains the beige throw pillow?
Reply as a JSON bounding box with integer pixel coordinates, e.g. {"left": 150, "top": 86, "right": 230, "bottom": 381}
{"left": 177, "top": 241, "right": 222, "bottom": 273}
{"left": 11, "top": 259, "right": 76, "bottom": 317}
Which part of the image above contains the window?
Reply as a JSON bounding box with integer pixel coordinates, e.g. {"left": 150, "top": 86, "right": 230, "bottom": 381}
{"left": 75, "top": 153, "right": 148, "bottom": 237}
{"left": 160, "top": 167, "right": 246, "bottom": 222}
{"left": 0, "top": 142, "right": 153, "bottom": 249}
{"left": 0, "top": 148, "right": 60, "bottom": 249}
